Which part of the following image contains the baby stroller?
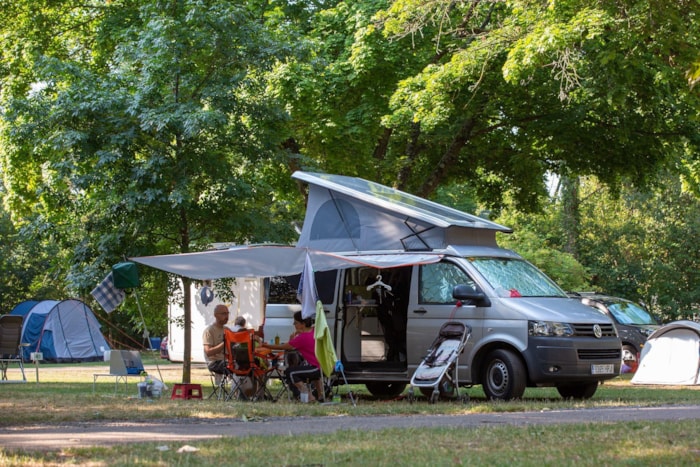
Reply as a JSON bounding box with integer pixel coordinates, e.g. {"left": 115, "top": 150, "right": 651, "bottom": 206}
{"left": 408, "top": 321, "right": 471, "bottom": 404}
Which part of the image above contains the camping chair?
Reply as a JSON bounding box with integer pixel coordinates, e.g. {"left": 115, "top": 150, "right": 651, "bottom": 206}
{"left": 0, "top": 315, "right": 27, "bottom": 383}
{"left": 282, "top": 350, "right": 329, "bottom": 402}
{"left": 253, "top": 346, "right": 287, "bottom": 401}
{"left": 208, "top": 370, "right": 232, "bottom": 400}
{"left": 224, "top": 329, "right": 269, "bottom": 401}
{"left": 206, "top": 364, "right": 232, "bottom": 401}
{"left": 264, "top": 351, "right": 292, "bottom": 401}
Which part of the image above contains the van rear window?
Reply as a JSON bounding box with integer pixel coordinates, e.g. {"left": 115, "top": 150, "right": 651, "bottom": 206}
{"left": 267, "top": 270, "right": 338, "bottom": 304}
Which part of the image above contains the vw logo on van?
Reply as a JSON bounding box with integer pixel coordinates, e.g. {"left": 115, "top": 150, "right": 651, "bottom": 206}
{"left": 593, "top": 324, "right": 602, "bottom": 338}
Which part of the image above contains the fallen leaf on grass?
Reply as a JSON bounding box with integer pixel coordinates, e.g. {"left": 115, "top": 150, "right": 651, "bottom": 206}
{"left": 177, "top": 445, "right": 199, "bottom": 453}
{"left": 241, "top": 414, "right": 265, "bottom": 422}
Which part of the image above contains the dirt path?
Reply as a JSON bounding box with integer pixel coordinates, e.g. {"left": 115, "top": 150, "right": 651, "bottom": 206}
{"left": 3, "top": 405, "right": 700, "bottom": 451}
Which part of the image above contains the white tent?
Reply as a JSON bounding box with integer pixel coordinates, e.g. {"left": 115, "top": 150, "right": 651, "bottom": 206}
{"left": 631, "top": 320, "right": 700, "bottom": 385}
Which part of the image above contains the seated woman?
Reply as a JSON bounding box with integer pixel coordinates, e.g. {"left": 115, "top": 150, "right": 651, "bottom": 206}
{"left": 261, "top": 311, "right": 324, "bottom": 402}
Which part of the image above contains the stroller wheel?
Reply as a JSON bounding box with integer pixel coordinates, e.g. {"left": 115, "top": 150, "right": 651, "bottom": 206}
{"left": 407, "top": 388, "right": 414, "bottom": 404}
{"left": 430, "top": 389, "right": 439, "bottom": 404}
{"left": 460, "top": 393, "right": 470, "bottom": 404}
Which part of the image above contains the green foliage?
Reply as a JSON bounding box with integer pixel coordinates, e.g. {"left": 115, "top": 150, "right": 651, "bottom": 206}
{"left": 268, "top": 0, "right": 700, "bottom": 218}
{"left": 499, "top": 172, "right": 700, "bottom": 322}
{"left": 431, "top": 182, "right": 479, "bottom": 215}
{"left": 0, "top": 199, "right": 65, "bottom": 311}
{"left": 0, "top": 0, "right": 303, "bottom": 345}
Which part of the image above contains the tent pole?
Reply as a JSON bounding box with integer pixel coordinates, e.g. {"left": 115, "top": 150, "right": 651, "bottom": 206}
{"left": 132, "top": 291, "right": 149, "bottom": 346}
{"left": 132, "top": 292, "right": 165, "bottom": 384}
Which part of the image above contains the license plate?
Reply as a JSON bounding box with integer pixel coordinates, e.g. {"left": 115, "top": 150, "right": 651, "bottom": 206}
{"left": 591, "top": 364, "right": 614, "bottom": 375}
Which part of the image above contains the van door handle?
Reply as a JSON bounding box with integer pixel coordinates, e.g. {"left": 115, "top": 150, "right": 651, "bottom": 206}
{"left": 412, "top": 308, "right": 427, "bottom": 314}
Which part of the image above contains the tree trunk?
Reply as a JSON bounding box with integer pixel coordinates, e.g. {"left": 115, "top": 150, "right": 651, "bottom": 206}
{"left": 560, "top": 175, "right": 580, "bottom": 256}
{"left": 181, "top": 277, "right": 192, "bottom": 384}
{"left": 418, "top": 118, "right": 475, "bottom": 198}
{"left": 178, "top": 202, "right": 192, "bottom": 384}
{"left": 396, "top": 122, "right": 421, "bottom": 190}
{"left": 372, "top": 127, "right": 393, "bottom": 162}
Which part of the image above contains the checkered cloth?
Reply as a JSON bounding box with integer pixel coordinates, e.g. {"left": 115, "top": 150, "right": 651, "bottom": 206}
{"left": 91, "top": 272, "right": 125, "bottom": 313}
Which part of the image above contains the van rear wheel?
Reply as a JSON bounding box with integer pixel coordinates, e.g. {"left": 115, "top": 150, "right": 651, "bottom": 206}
{"left": 365, "top": 382, "right": 406, "bottom": 398}
{"left": 481, "top": 349, "right": 526, "bottom": 401}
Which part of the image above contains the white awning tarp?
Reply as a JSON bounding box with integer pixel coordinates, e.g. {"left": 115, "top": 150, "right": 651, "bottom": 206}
{"left": 130, "top": 246, "right": 442, "bottom": 280}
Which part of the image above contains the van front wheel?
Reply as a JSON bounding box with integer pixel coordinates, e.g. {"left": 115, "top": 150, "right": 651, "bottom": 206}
{"left": 365, "top": 382, "right": 406, "bottom": 399}
{"left": 481, "top": 349, "right": 526, "bottom": 401}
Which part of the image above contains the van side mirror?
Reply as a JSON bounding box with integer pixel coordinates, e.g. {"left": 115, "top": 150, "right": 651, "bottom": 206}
{"left": 453, "top": 284, "right": 490, "bottom": 306}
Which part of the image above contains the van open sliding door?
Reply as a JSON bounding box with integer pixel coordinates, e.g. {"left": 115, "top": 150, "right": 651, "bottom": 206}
{"left": 339, "top": 266, "right": 412, "bottom": 373}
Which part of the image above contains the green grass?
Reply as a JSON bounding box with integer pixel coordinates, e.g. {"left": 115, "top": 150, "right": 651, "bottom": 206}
{"left": 2, "top": 357, "right": 700, "bottom": 465}
{"left": 3, "top": 421, "right": 700, "bottom": 466}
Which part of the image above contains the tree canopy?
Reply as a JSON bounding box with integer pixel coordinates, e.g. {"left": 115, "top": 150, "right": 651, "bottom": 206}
{"left": 271, "top": 0, "right": 700, "bottom": 211}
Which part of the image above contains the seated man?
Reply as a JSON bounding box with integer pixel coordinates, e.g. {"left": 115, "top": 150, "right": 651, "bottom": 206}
{"left": 261, "top": 311, "right": 324, "bottom": 402}
{"left": 203, "top": 304, "right": 232, "bottom": 376}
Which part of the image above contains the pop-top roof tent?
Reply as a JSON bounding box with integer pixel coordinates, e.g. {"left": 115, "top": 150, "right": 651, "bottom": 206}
{"left": 9, "top": 299, "right": 110, "bottom": 362}
{"left": 293, "top": 171, "right": 511, "bottom": 252}
{"left": 631, "top": 321, "right": 700, "bottom": 386}
{"left": 131, "top": 171, "right": 513, "bottom": 279}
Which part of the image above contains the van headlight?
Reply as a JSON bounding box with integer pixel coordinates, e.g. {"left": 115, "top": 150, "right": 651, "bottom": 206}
{"left": 529, "top": 320, "right": 574, "bottom": 337}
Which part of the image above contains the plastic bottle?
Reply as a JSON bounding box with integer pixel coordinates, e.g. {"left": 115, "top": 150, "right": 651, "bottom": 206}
{"left": 274, "top": 334, "right": 280, "bottom": 345}
{"left": 145, "top": 376, "right": 153, "bottom": 398}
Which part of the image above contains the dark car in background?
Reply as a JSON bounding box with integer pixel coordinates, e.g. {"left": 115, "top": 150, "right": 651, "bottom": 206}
{"left": 569, "top": 292, "right": 660, "bottom": 372}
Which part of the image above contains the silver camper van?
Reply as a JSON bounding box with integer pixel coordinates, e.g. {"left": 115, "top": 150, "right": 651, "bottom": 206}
{"left": 265, "top": 248, "right": 621, "bottom": 400}
{"left": 263, "top": 172, "right": 621, "bottom": 400}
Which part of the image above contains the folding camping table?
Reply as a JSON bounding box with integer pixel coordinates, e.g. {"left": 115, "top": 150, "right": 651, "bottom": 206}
{"left": 92, "top": 350, "right": 144, "bottom": 394}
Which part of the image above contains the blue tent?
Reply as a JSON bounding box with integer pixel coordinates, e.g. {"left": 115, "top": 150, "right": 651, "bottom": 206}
{"left": 9, "top": 300, "right": 39, "bottom": 317}
{"left": 9, "top": 299, "right": 110, "bottom": 362}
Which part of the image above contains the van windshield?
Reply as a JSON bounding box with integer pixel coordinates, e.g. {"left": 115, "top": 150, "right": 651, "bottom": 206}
{"left": 467, "top": 257, "right": 567, "bottom": 298}
{"left": 605, "top": 299, "right": 658, "bottom": 325}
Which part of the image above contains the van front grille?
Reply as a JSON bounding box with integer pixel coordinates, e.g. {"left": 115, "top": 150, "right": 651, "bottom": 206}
{"left": 578, "top": 348, "right": 621, "bottom": 360}
{"left": 572, "top": 323, "right": 617, "bottom": 337}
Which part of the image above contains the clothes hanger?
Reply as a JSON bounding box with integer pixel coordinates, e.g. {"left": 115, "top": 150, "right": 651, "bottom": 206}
{"left": 367, "top": 274, "right": 392, "bottom": 292}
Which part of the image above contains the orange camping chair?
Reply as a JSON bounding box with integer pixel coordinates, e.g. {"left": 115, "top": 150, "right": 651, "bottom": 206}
{"left": 224, "top": 329, "right": 269, "bottom": 401}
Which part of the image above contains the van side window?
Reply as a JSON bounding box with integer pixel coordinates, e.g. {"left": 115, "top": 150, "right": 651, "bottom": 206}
{"left": 267, "top": 276, "right": 299, "bottom": 304}
{"left": 267, "top": 271, "right": 338, "bottom": 304}
{"left": 419, "top": 262, "right": 474, "bottom": 304}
